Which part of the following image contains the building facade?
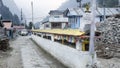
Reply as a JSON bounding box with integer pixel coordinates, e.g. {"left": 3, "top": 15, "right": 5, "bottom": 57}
{"left": 40, "top": 10, "right": 68, "bottom": 29}
{"left": 64, "top": 8, "right": 120, "bottom": 31}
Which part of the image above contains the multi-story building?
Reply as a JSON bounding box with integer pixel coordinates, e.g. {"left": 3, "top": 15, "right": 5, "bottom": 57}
{"left": 40, "top": 10, "right": 68, "bottom": 29}
{"left": 63, "top": 7, "right": 120, "bottom": 31}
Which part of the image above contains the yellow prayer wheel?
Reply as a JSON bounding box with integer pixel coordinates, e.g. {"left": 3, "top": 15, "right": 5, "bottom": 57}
{"left": 82, "top": 40, "right": 89, "bottom": 51}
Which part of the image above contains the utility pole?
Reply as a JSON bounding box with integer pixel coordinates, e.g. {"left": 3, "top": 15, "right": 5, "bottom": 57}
{"left": 25, "top": 19, "right": 27, "bottom": 29}
{"left": 103, "top": 1, "right": 106, "bottom": 21}
{"left": 76, "top": 0, "right": 82, "bottom": 8}
{"left": 119, "top": 0, "right": 120, "bottom": 6}
{"left": 89, "top": 0, "right": 96, "bottom": 66}
{"left": 118, "top": 0, "right": 120, "bottom": 8}
{"left": 21, "top": 8, "right": 23, "bottom": 25}
{"left": 116, "top": 0, "right": 120, "bottom": 13}
{"left": 31, "top": 1, "right": 34, "bottom": 29}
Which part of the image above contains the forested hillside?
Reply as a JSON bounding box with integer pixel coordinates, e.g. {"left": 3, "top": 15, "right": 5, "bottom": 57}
{"left": 97, "top": 0, "right": 119, "bottom": 7}
{"left": 0, "top": 0, "right": 20, "bottom": 25}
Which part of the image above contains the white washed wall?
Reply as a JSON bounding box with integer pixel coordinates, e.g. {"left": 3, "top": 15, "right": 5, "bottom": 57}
{"left": 31, "top": 35, "right": 92, "bottom": 68}
{"left": 62, "top": 23, "right": 66, "bottom": 29}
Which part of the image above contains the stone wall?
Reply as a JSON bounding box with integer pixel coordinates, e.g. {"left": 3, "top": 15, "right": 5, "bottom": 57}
{"left": 95, "top": 17, "right": 120, "bottom": 58}
{"left": 96, "top": 17, "right": 120, "bottom": 46}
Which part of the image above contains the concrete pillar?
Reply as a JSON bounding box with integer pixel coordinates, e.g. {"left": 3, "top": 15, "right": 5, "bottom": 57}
{"left": 76, "top": 40, "right": 82, "bottom": 51}
{"left": 51, "top": 34, "right": 54, "bottom": 42}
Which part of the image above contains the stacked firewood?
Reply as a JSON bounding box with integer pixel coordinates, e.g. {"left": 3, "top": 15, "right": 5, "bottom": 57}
{"left": 0, "top": 35, "right": 9, "bottom": 51}
{"left": 95, "top": 17, "right": 120, "bottom": 58}
{"left": 0, "top": 28, "right": 10, "bottom": 51}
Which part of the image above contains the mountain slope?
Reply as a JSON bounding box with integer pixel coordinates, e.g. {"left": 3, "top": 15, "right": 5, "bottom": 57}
{"left": 0, "top": 0, "right": 20, "bottom": 25}
{"left": 2, "top": 0, "right": 21, "bottom": 19}
{"left": 58, "top": 0, "right": 90, "bottom": 10}
{"left": 59, "top": 0, "right": 119, "bottom": 10}
{"left": 97, "top": 0, "right": 119, "bottom": 7}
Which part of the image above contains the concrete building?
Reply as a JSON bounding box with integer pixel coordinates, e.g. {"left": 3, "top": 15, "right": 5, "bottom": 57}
{"left": 40, "top": 10, "right": 68, "bottom": 29}
{"left": 64, "top": 8, "right": 120, "bottom": 31}
{"left": 37, "top": 7, "right": 119, "bottom": 51}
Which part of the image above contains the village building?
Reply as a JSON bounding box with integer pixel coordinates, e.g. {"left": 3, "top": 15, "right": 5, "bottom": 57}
{"left": 63, "top": 7, "right": 120, "bottom": 31}
{"left": 2, "top": 20, "right": 12, "bottom": 29}
{"left": 2, "top": 20, "right": 14, "bottom": 39}
{"left": 40, "top": 10, "right": 68, "bottom": 29}
{"left": 36, "top": 7, "right": 120, "bottom": 51}
{"left": 13, "top": 25, "right": 25, "bottom": 33}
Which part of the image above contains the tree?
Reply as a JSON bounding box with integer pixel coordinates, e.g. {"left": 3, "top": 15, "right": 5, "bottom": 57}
{"left": 29, "top": 22, "right": 33, "bottom": 29}
{"left": 0, "top": 1, "right": 20, "bottom": 25}
{"left": 21, "top": 23, "right": 24, "bottom": 26}
{"left": 97, "top": 0, "right": 119, "bottom": 7}
{"left": 13, "top": 14, "right": 20, "bottom": 25}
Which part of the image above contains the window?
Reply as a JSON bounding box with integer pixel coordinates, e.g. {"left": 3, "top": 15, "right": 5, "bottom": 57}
{"left": 46, "top": 24, "right": 49, "bottom": 27}
{"left": 52, "top": 23, "right": 61, "bottom": 28}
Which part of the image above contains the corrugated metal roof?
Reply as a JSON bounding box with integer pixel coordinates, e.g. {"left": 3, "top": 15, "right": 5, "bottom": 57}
{"left": 41, "top": 16, "right": 68, "bottom": 24}
{"left": 67, "top": 8, "right": 84, "bottom": 16}
{"left": 41, "top": 16, "right": 50, "bottom": 23}
{"left": 67, "top": 8, "right": 119, "bottom": 16}
{"left": 49, "top": 10, "right": 64, "bottom": 15}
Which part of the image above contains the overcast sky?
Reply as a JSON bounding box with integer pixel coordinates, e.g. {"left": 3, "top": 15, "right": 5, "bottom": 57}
{"left": 13, "top": 0, "right": 67, "bottom": 23}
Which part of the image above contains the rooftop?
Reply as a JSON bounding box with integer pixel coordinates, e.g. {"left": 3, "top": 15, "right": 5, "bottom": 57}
{"left": 49, "top": 10, "right": 64, "bottom": 15}
{"left": 66, "top": 8, "right": 120, "bottom": 16}
{"left": 32, "top": 29, "right": 84, "bottom": 36}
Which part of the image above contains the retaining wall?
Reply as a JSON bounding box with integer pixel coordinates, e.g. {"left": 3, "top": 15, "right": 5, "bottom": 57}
{"left": 31, "top": 35, "right": 92, "bottom": 68}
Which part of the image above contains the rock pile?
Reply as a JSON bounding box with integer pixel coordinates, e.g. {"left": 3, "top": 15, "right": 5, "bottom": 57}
{"left": 95, "top": 17, "right": 120, "bottom": 58}
{"left": 0, "top": 36, "right": 9, "bottom": 51}
{"left": 0, "top": 28, "right": 9, "bottom": 51}
{"left": 97, "top": 17, "right": 120, "bottom": 44}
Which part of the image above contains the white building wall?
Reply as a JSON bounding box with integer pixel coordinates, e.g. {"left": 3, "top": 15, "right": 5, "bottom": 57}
{"left": 49, "top": 17, "right": 68, "bottom": 22}
{"left": 31, "top": 35, "right": 93, "bottom": 68}
{"left": 62, "top": 23, "right": 66, "bottom": 29}
{"left": 80, "top": 13, "right": 100, "bottom": 31}
{"left": 40, "top": 24, "right": 45, "bottom": 29}
{"left": 40, "top": 14, "right": 68, "bottom": 29}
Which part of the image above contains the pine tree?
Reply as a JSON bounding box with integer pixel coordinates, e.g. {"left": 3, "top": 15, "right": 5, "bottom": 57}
{"left": 97, "top": 0, "right": 119, "bottom": 7}
{"left": 29, "top": 22, "right": 33, "bottom": 29}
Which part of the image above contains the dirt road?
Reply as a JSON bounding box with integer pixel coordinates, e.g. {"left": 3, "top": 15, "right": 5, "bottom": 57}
{"left": 0, "top": 36, "right": 67, "bottom": 68}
